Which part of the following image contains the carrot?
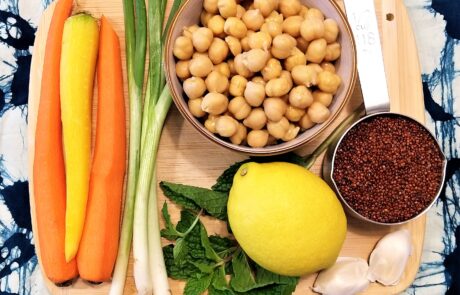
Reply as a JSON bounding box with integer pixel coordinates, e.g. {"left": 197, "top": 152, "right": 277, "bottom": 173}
{"left": 77, "top": 16, "right": 126, "bottom": 282}
{"left": 33, "top": 0, "right": 78, "bottom": 283}
{"left": 60, "top": 13, "right": 99, "bottom": 262}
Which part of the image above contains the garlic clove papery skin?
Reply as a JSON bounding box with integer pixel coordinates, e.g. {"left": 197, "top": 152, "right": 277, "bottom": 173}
{"left": 312, "top": 257, "right": 370, "bottom": 295}
{"left": 368, "top": 229, "right": 412, "bottom": 286}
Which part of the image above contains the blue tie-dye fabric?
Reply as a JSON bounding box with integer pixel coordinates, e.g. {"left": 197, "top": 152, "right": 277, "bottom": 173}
{"left": 0, "top": 0, "right": 458, "bottom": 294}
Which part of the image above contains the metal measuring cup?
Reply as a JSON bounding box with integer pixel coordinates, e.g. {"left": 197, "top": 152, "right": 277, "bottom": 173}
{"left": 322, "top": 0, "right": 447, "bottom": 225}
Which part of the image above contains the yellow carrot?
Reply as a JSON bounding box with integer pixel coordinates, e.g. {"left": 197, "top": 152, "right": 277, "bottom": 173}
{"left": 60, "top": 13, "right": 99, "bottom": 262}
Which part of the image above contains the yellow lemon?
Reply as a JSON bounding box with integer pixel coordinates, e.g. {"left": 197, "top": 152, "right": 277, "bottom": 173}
{"left": 228, "top": 162, "right": 346, "bottom": 276}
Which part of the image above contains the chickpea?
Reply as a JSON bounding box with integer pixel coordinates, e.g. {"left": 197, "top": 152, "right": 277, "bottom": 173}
{"left": 205, "top": 71, "right": 229, "bottom": 93}
{"left": 281, "top": 123, "right": 300, "bottom": 141}
{"left": 192, "top": 27, "right": 213, "bottom": 52}
{"left": 282, "top": 16, "right": 303, "bottom": 37}
{"left": 284, "top": 47, "right": 307, "bottom": 71}
{"left": 320, "top": 62, "right": 336, "bottom": 73}
{"left": 173, "top": 36, "right": 194, "bottom": 60}
{"left": 218, "top": 0, "right": 237, "bottom": 18}
{"left": 204, "top": 115, "right": 219, "bottom": 133}
{"left": 300, "top": 18, "right": 324, "bottom": 41}
{"left": 260, "top": 21, "right": 282, "bottom": 38}
{"left": 317, "top": 71, "right": 341, "bottom": 94}
{"left": 296, "top": 37, "right": 309, "bottom": 52}
{"left": 252, "top": 76, "right": 266, "bottom": 85}
{"left": 225, "top": 36, "right": 242, "bottom": 56}
{"left": 299, "top": 5, "right": 309, "bottom": 18}
{"left": 244, "top": 81, "right": 265, "bottom": 107}
{"left": 215, "top": 62, "right": 231, "bottom": 78}
{"left": 266, "top": 11, "right": 283, "bottom": 24}
{"left": 192, "top": 52, "right": 208, "bottom": 59}
{"left": 254, "top": 0, "right": 275, "bottom": 17}
{"left": 247, "top": 129, "right": 269, "bottom": 147}
{"left": 204, "top": 0, "right": 219, "bottom": 14}
{"left": 242, "top": 49, "right": 269, "bottom": 72}
{"left": 224, "top": 17, "right": 247, "bottom": 39}
{"left": 188, "top": 98, "right": 206, "bottom": 118}
{"left": 201, "top": 92, "right": 229, "bottom": 115}
{"left": 285, "top": 105, "right": 305, "bottom": 122}
{"left": 228, "top": 96, "right": 251, "bottom": 119}
{"left": 308, "top": 63, "right": 324, "bottom": 73}
{"left": 279, "top": 0, "right": 301, "bottom": 17}
{"left": 175, "top": 60, "right": 191, "bottom": 80}
{"left": 208, "top": 15, "right": 225, "bottom": 36}
{"left": 230, "top": 123, "right": 248, "bottom": 145}
{"left": 243, "top": 108, "right": 267, "bottom": 130}
{"left": 324, "top": 18, "right": 339, "bottom": 43}
{"left": 234, "top": 53, "right": 253, "bottom": 78}
{"left": 240, "top": 36, "right": 251, "bottom": 51}
{"left": 265, "top": 77, "right": 291, "bottom": 97}
{"left": 280, "top": 70, "right": 293, "bottom": 89}
{"left": 289, "top": 85, "right": 313, "bottom": 109}
{"left": 306, "top": 7, "right": 324, "bottom": 21}
{"left": 248, "top": 31, "right": 272, "bottom": 50}
{"left": 312, "top": 90, "right": 333, "bottom": 107}
{"left": 229, "top": 75, "right": 248, "bottom": 96}
{"left": 183, "top": 77, "right": 206, "bottom": 99}
{"left": 306, "top": 38, "right": 327, "bottom": 63}
{"left": 307, "top": 101, "right": 331, "bottom": 123}
{"left": 271, "top": 34, "right": 296, "bottom": 59}
{"left": 324, "top": 42, "right": 341, "bottom": 62}
{"left": 291, "top": 64, "right": 316, "bottom": 87}
{"left": 261, "top": 58, "right": 282, "bottom": 81}
{"left": 235, "top": 4, "right": 245, "bottom": 18}
{"left": 263, "top": 97, "right": 287, "bottom": 121}
{"left": 189, "top": 55, "right": 213, "bottom": 77}
{"left": 267, "top": 117, "right": 289, "bottom": 139}
{"left": 216, "top": 115, "right": 239, "bottom": 137}
{"left": 299, "top": 113, "right": 315, "bottom": 129}
{"left": 183, "top": 25, "right": 199, "bottom": 38}
{"left": 208, "top": 38, "right": 229, "bottom": 64}
{"left": 228, "top": 59, "right": 236, "bottom": 75}
{"left": 201, "top": 11, "right": 213, "bottom": 26}
{"left": 242, "top": 9, "right": 264, "bottom": 31}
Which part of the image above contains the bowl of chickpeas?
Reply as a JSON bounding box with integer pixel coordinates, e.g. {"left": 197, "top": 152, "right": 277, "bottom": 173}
{"left": 165, "top": 0, "right": 357, "bottom": 155}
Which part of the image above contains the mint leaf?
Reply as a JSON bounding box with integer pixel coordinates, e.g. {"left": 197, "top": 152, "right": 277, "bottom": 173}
{"left": 201, "top": 226, "right": 222, "bottom": 262}
{"left": 173, "top": 238, "right": 188, "bottom": 265}
{"left": 160, "top": 181, "right": 228, "bottom": 220}
{"left": 163, "top": 245, "right": 197, "bottom": 279}
{"left": 184, "top": 273, "right": 214, "bottom": 295}
{"left": 160, "top": 202, "right": 182, "bottom": 240}
{"left": 236, "top": 283, "right": 297, "bottom": 295}
{"left": 209, "top": 236, "right": 236, "bottom": 253}
{"left": 212, "top": 160, "right": 250, "bottom": 193}
{"left": 191, "top": 261, "right": 216, "bottom": 274}
{"left": 254, "top": 265, "right": 298, "bottom": 286}
{"left": 212, "top": 265, "right": 228, "bottom": 290}
{"left": 209, "top": 286, "right": 235, "bottom": 295}
{"left": 230, "top": 249, "right": 259, "bottom": 292}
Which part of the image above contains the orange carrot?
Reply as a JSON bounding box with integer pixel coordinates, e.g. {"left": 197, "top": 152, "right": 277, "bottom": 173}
{"left": 77, "top": 16, "right": 126, "bottom": 282}
{"left": 33, "top": 0, "right": 78, "bottom": 283}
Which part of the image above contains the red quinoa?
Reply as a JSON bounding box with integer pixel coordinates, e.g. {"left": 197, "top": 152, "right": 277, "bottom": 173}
{"left": 332, "top": 114, "right": 444, "bottom": 223}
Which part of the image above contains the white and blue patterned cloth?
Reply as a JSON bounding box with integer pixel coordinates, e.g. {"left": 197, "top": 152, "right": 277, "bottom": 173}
{"left": 0, "top": 0, "right": 458, "bottom": 294}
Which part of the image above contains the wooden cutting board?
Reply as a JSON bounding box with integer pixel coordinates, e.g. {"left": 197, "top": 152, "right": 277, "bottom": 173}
{"left": 27, "top": 0, "right": 426, "bottom": 294}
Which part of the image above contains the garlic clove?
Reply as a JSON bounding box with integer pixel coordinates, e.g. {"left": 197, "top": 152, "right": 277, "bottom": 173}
{"left": 368, "top": 229, "right": 412, "bottom": 286}
{"left": 312, "top": 257, "right": 369, "bottom": 295}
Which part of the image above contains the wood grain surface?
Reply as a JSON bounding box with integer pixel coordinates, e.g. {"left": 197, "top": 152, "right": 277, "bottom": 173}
{"left": 28, "top": 0, "right": 426, "bottom": 294}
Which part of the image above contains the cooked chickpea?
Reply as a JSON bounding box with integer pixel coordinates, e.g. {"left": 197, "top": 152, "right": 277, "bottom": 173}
{"left": 299, "top": 113, "right": 315, "bottom": 129}
{"left": 271, "top": 34, "right": 296, "bottom": 59}
{"left": 252, "top": 76, "right": 266, "bottom": 85}
{"left": 243, "top": 49, "right": 270, "bottom": 72}
{"left": 201, "top": 11, "right": 213, "bottom": 26}
{"left": 175, "top": 60, "right": 191, "bottom": 80}
{"left": 267, "top": 117, "right": 289, "bottom": 139}
{"left": 312, "top": 90, "right": 333, "bottom": 107}
{"left": 215, "top": 62, "right": 231, "bottom": 77}
{"left": 260, "top": 21, "right": 282, "bottom": 38}
{"left": 201, "top": 92, "right": 229, "bottom": 115}
{"left": 204, "top": 115, "right": 219, "bottom": 133}
{"left": 229, "top": 75, "right": 248, "bottom": 96}
{"left": 183, "top": 77, "right": 206, "bottom": 99}
{"left": 236, "top": 5, "right": 246, "bottom": 18}
{"left": 204, "top": 0, "right": 219, "bottom": 14}
{"left": 243, "top": 108, "right": 267, "bottom": 130}
{"left": 279, "top": 0, "right": 301, "bottom": 17}
{"left": 261, "top": 58, "right": 282, "bottom": 81}
{"left": 205, "top": 71, "right": 229, "bottom": 93}
{"left": 299, "top": 5, "right": 309, "bottom": 18}
{"left": 265, "top": 77, "right": 291, "bottom": 97}
{"left": 234, "top": 53, "right": 253, "bottom": 78}
{"left": 183, "top": 25, "right": 199, "bottom": 38}
{"left": 254, "top": 0, "right": 275, "bottom": 17}
{"left": 215, "top": 115, "right": 239, "bottom": 137}
{"left": 320, "top": 62, "right": 336, "bottom": 73}
{"left": 192, "top": 27, "right": 213, "bottom": 52}
{"left": 244, "top": 81, "right": 265, "bottom": 107}
{"left": 308, "top": 101, "right": 331, "bottom": 123}
{"left": 284, "top": 47, "right": 307, "bottom": 71}
{"left": 188, "top": 98, "right": 206, "bottom": 118}
{"left": 300, "top": 17, "right": 324, "bottom": 41}
{"left": 291, "top": 64, "right": 316, "bottom": 87}
{"left": 208, "top": 38, "right": 229, "bottom": 64}
{"left": 240, "top": 36, "right": 251, "bottom": 51}
{"left": 242, "top": 9, "right": 264, "bottom": 31}
{"left": 306, "top": 7, "right": 324, "bottom": 21}
{"left": 281, "top": 123, "right": 300, "bottom": 141}
{"left": 218, "top": 0, "right": 237, "bottom": 18}
{"left": 289, "top": 85, "right": 313, "bottom": 109}
{"left": 324, "top": 42, "right": 341, "bottom": 62}
{"left": 246, "top": 32, "right": 270, "bottom": 51}
{"left": 189, "top": 55, "right": 213, "bottom": 77}
{"left": 228, "top": 96, "right": 251, "bottom": 119}
{"left": 317, "top": 71, "right": 341, "bottom": 94}
{"left": 224, "top": 17, "right": 247, "bottom": 38}
{"left": 263, "top": 97, "right": 287, "bottom": 121}
{"left": 247, "top": 129, "right": 269, "bottom": 147}
{"left": 285, "top": 105, "right": 305, "bottom": 122}
{"left": 225, "top": 36, "right": 242, "bottom": 56}
{"left": 173, "top": 36, "right": 194, "bottom": 60}
{"left": 282, "top": 16, "right": 303, "bottom": 37}
{"left": 228, "top": 59, "right": 236, "bottom": 75}
{"left": 208, "top": 15, "right": 225, "bottom": 36}
{"left": 192, "top": 52, "right": 208, "bottom": 59}
{"left": 266, "top": 11, "right": 283, "bottom": 24}
{"left": 296, "top": 37, "right": 309, "bottom": 52}
{"left": 280, "top": 70, "right": 293, "bottom": 89}
{"left": 324, "top": 18, "right": 339, "bottom": 43}
{"left": 306, "top": 38, "right": 327, "bottom": 63}
{"left": 230, "top": 123, "right": 248, "bottom": 145}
